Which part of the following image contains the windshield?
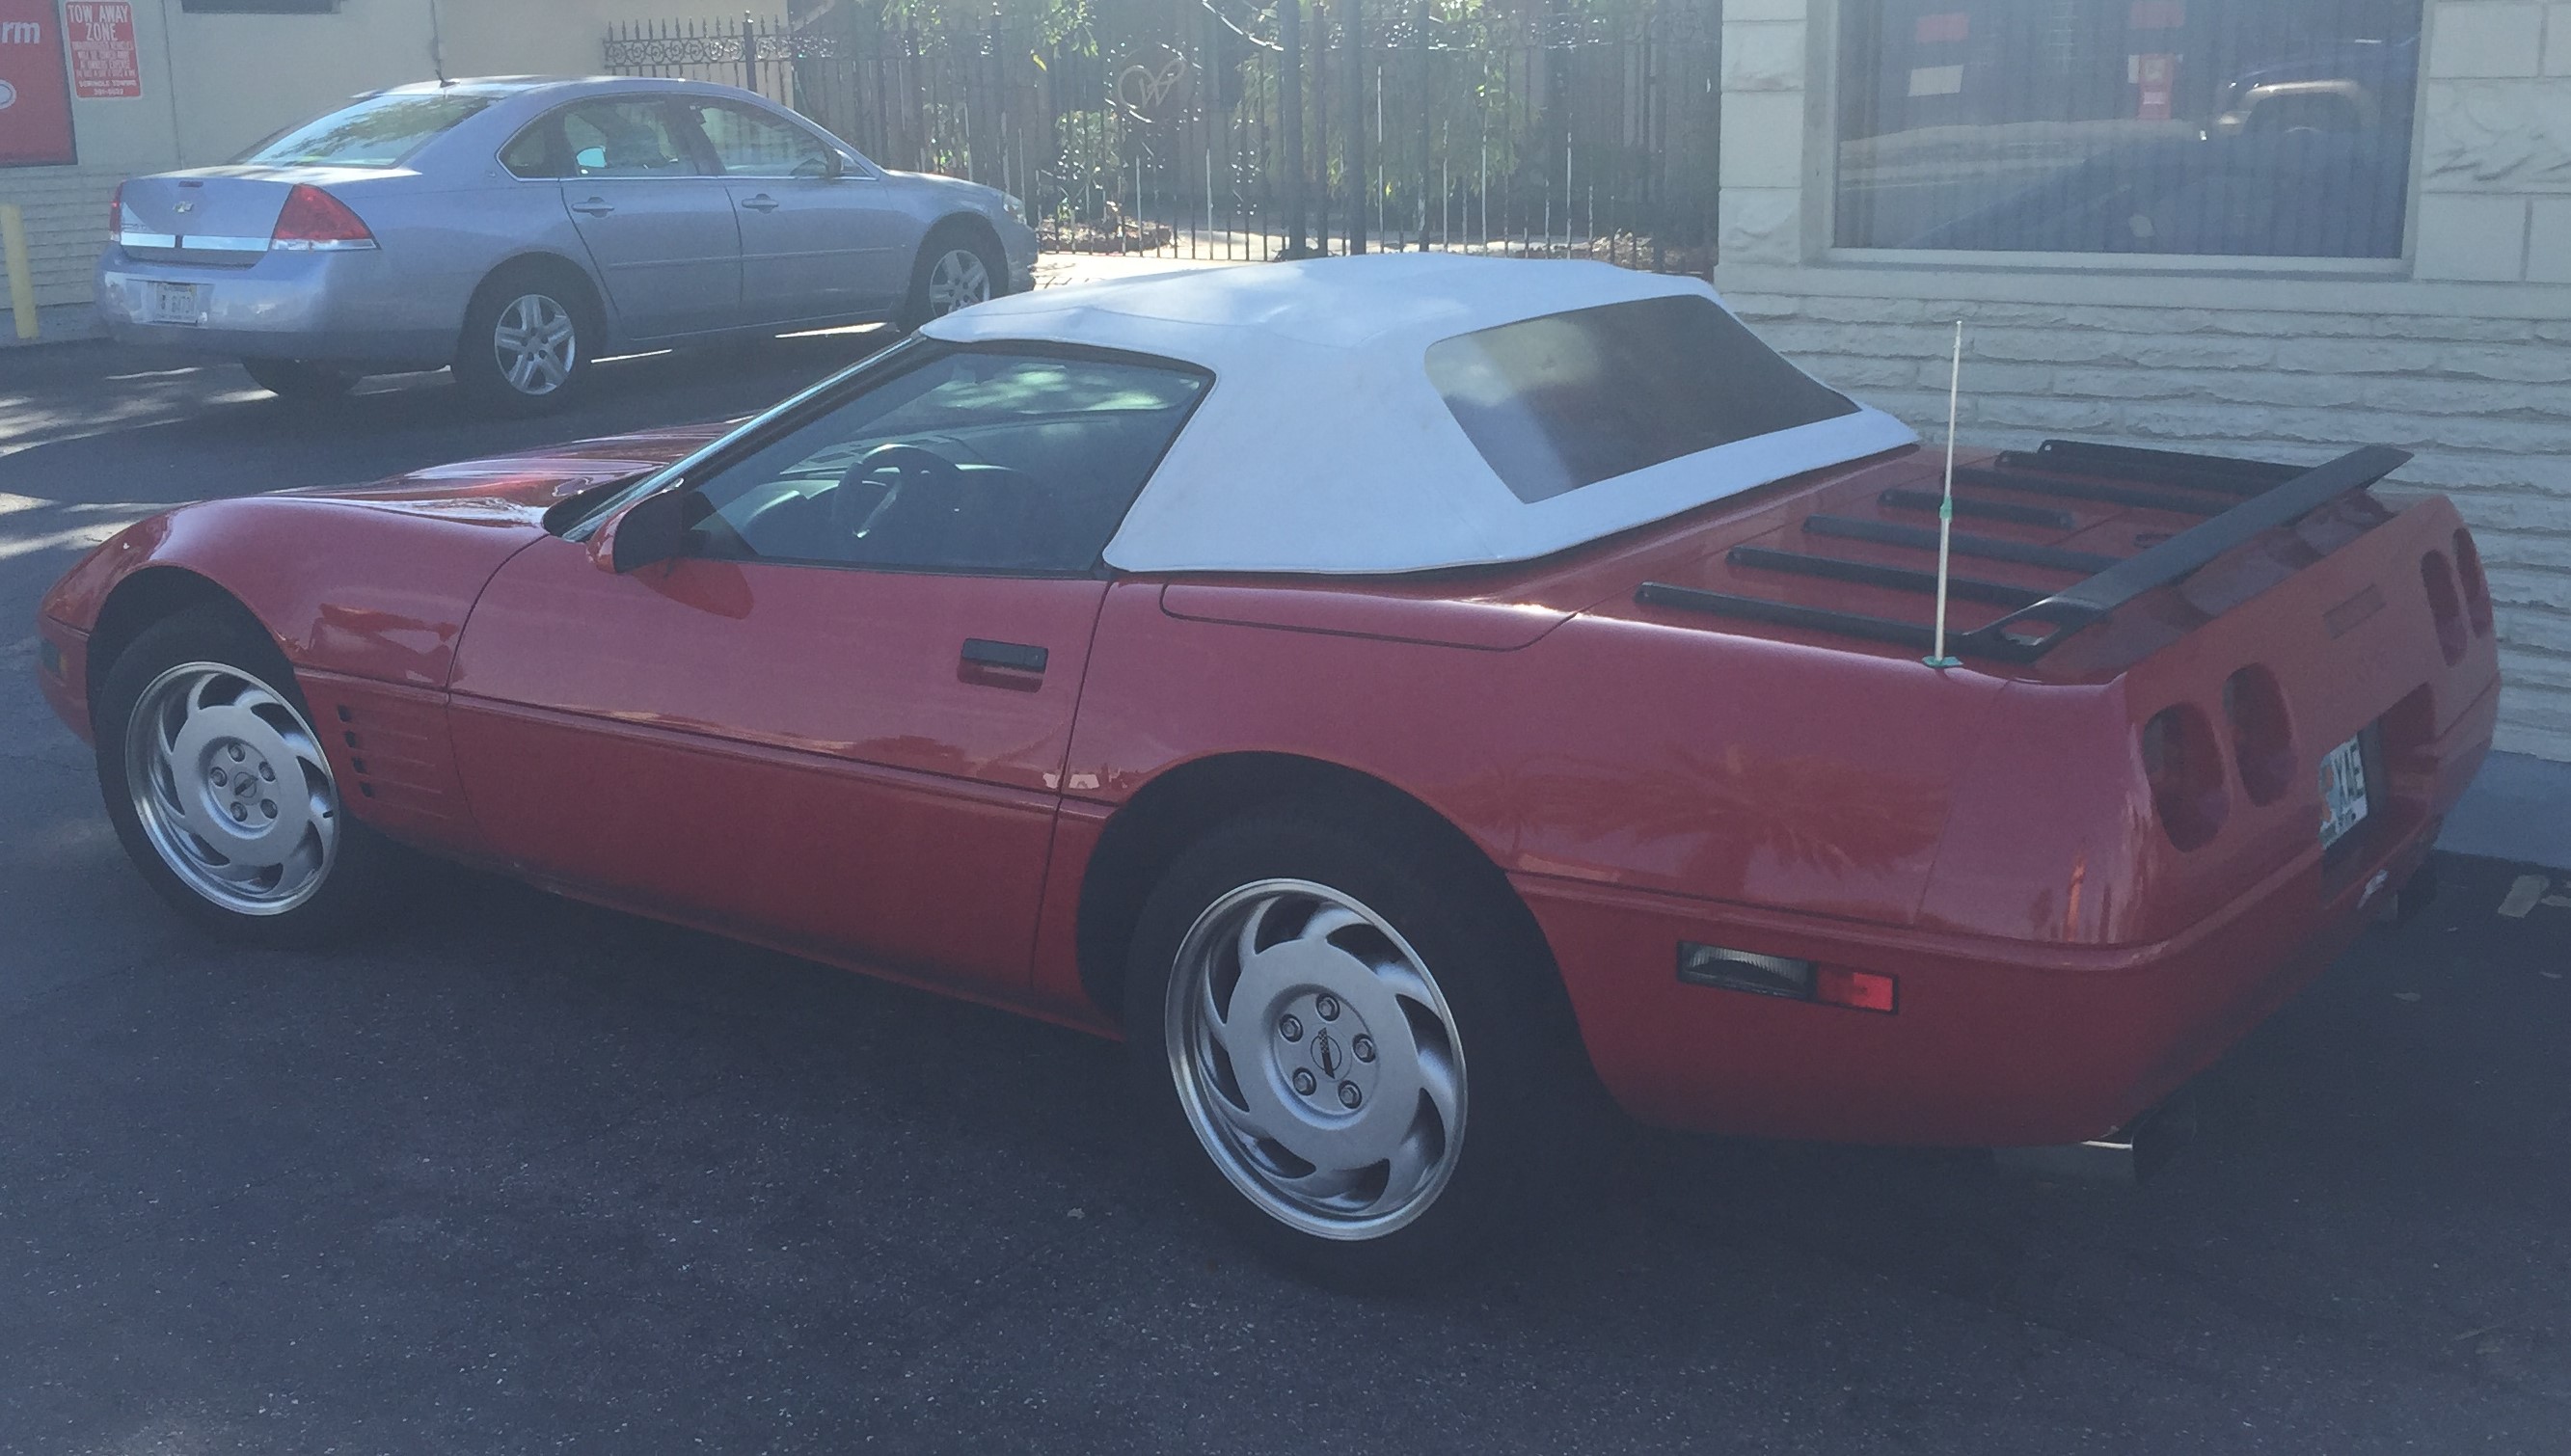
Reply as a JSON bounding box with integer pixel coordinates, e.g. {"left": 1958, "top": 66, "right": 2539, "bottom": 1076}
{"left": 240, "top": 94, "right": 492, "bottom": 169}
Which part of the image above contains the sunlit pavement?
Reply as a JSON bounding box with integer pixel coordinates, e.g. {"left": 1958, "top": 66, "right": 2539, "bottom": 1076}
{"left": 3, "top": 321, "right": 2569, "bottom": 1455}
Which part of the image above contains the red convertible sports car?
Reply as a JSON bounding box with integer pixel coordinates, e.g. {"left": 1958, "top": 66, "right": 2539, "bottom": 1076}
{"left": 35, "top": 256, "right": 2499, "bottom": 1281}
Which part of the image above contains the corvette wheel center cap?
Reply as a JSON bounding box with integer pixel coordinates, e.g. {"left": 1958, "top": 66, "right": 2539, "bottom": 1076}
{"left": 1274, "top": 988, "right": 1381, "bottom": 1115}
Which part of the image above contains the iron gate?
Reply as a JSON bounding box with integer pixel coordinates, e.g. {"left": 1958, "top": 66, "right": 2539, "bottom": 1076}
{"left": 604, "top": 3, "right": 1719, "bottom": 273}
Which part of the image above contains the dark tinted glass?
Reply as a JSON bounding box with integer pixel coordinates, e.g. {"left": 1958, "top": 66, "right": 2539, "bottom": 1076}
{"left": 1834, "top": 0, "right": 2422, "bottom": 257}
{"left": 686, "top": 349, "right": 1208, "bottom": 575}
{"left": 1425, "top": 297, "right": 1860, "bottom": 504}
{"left": 499, "top": 121, "right": 559, "bottom": 178}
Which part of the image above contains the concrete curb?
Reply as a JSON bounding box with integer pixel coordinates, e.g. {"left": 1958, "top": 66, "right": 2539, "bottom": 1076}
{"left": 2441, "top": 750, "right": 2571, "bottom": 871}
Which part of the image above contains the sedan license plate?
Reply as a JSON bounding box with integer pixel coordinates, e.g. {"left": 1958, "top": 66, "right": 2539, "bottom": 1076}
{"left": 148, "top": 281, "right": 203, "bottom": 326}
{"left": 2318, "top": 734, "right": 2369, "bottom": 852}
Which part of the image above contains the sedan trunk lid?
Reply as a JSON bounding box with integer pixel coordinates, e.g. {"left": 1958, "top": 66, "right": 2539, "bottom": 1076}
{"left": 115, "top": 167, "right": 388, "bottom": 268}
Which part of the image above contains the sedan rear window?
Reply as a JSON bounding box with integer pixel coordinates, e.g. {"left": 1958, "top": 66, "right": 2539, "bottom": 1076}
{"left": 241, "top": 94, "right": 492, "bottom": 169}
{"left": 1426, "top": 296, "right": 1862, "bottom": 504}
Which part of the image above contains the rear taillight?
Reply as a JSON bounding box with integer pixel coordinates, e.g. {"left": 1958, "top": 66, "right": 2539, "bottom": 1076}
{"left": 2141, "top": 704, "right": 2229, "bottom": 850}
{"left": 270, "top": 184, "right": 377, "bottom": 251}
{"left": 2452, "top": 527, "right": 2494, "bottom": 636}
{"left": 2221, "top": 665, "right": 2294, "bottom": 806}
{"left": 2420, "top": 551, "right": 2467, "bottom": 666}
{"left": 107, "top": 183, "right": 123, "bottom": 241}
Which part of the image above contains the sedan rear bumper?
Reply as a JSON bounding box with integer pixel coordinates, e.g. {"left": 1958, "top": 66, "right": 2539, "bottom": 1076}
{"left": 96, "top": 249, "right": 462, "bottom": 368}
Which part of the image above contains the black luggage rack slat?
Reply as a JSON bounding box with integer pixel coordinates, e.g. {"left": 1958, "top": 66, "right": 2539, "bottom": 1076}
{"left": 1639, "top": 444, "right": 2411, "bottom": 663}
{"left": 1803, "top": 514, "right": 2124, "bottom": 574}
{"left": 1877, "top": 488, "right": 2076, "bottom": 529}
{"left": 1727, "top": 546, "right": 2046, "bottom": 608}
{"left": 2002, "top": 439, "right": 2301, "bottom": 497}
{"left": 1953, "top": 464, "right": 2232, "bottom": 516}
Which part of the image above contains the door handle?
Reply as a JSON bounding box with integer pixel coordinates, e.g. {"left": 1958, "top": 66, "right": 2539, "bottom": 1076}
{"left": 961, "top": 638, "right": 1047, "bottom": 674}
{"left": 739, "top": 194, "right": 782, "bottom": 212}
{"left": 570, "top": 198, "right": 615, "bottom": 216}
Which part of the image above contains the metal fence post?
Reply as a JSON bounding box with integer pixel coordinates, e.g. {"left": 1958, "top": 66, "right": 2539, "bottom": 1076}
{"left": 1344, "top": 0, "right": 1365, "bottom": 254}
{"left": 1280, "top": 0, "right": 1307, "bottom": 258}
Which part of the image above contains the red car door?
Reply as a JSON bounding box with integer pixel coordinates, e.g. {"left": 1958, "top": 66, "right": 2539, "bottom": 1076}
{"left": 446, "top": 342, "right": 1211, "bottom": 997}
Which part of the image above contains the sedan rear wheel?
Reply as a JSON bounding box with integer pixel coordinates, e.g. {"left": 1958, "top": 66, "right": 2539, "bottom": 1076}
{"left": 1126, "top": 809, "right": 1591, "bottom": 1286}
{"left": 492, "top": 294, "right": 578, "bottom": 396}
{"left": 95, "top": 613, "right": 405, "bottom": 945}
{"left": 455, "top": 272, "right": 596, "bottom": 414}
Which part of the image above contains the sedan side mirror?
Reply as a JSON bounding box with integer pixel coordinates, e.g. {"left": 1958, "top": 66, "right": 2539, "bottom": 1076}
{"left": 589, "top": 488, "right": 689, "bottom": 574}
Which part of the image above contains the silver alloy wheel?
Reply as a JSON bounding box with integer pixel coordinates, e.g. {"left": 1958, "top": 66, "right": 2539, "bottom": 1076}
{"left": 492, "top": 292, "right": 577, "bottom": 396}
{"left": 1165, "top": 878, "right": 1468, "bottom": 1241}
{"left": 924, "top": 248, "right": 991, "bottom": 315}
{"left": 123, "top": 661, "right": 339, "bottom": 916}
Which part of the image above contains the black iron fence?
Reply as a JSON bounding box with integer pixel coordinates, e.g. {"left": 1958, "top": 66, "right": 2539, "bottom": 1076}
{"left": 604, "top": 4, "right": 1719, "bottom": 273}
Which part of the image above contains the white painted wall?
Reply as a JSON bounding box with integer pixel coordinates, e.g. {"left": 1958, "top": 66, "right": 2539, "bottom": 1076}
{"left": 1717, "top": 0, "right": 2571, "bottom": 764}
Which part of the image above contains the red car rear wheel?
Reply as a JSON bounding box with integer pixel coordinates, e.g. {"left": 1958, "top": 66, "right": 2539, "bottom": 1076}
{"left": 1125, "top": 808, "right": 1589, "bottom": 1286}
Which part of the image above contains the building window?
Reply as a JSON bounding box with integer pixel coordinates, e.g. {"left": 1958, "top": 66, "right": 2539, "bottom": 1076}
{"left": 178, "top": 0, "right": 338, "bottom": 13}
{"left": 1832, "top": 1, "right": 2423, "bottom": 259}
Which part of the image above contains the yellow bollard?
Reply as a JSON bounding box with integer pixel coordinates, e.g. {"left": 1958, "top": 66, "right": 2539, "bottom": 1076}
{"left": 0, "top": 203, "right": 35, "bottom": 341}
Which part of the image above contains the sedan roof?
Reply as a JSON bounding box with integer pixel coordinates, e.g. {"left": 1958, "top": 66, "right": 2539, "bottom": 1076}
{"left": 924, "top": 255, "right": 1916, "bottom": 575}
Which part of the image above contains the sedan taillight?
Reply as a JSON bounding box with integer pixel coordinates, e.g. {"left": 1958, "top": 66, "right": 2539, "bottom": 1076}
{"left": 270, "top": 184, "right": 377, "bottom": 252}
{"left": 108, "top": 183, "right": 124, "bottom": 242}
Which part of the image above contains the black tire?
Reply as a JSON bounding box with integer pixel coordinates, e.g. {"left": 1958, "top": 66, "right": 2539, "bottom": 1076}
{"left": 94, "top": 611, "right": 406, "bottom": 948}
{"left": 239, "top": 357, "right": 360, "bottom": 401}
{"left": 1123, "top": 807, "right": 1591, "bottom": 1288}
{"left": 896, "top": 224, "right": 1006, "bottom": 332}
{"left": 452, "top": 262, "right": 602, "bottom": 415}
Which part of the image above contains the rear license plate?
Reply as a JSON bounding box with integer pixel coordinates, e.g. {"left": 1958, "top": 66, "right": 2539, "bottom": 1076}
{"left": 148, "top": 282, "right": 203, "bottom": 325}
{"left": 2319, "top": 734, "right": 2369, "bottom": 851}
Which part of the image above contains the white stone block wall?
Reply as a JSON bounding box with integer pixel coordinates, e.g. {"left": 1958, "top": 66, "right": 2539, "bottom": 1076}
{"left": 1717, "top": 0, "right": 2571, "bottom": 764}
{"left": 3, "top": 171, "right": 122, "bottom": 310}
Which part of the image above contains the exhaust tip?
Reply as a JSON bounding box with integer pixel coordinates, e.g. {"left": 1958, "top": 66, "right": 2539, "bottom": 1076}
{"left": 1995, "top": 1092, "right": 2199, "bottom": 1185}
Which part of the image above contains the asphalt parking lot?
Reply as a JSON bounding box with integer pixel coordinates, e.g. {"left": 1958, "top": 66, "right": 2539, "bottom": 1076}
{"left": 5, "top": 337, "right": 2569, "bottom": 1455}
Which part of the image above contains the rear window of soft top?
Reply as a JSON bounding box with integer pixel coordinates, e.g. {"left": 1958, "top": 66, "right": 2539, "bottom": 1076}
{"left": 1426, "top": 295, "right": 1862, "bottom": 504}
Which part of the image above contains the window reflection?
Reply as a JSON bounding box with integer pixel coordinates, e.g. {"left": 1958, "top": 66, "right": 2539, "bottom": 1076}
{"left": 1834, "top": 0, "right": 2423, "bottom": 258}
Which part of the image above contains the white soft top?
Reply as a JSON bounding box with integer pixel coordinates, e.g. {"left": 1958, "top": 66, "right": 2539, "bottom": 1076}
{"left": 920, "top": 255, "right": 1917, "bottom": 575}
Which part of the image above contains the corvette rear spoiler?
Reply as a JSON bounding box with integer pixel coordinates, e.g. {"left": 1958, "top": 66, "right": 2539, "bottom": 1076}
{"left": 1636, "top": 442, "right": 2412, "bottom": 663}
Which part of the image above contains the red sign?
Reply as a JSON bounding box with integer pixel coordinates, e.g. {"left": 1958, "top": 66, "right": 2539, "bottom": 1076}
{"left": 2136, "top": 53, "right": 2178, "bottom": 121}
{"left": 0, "top": 0, "right": 76, "bottom": 166}
{"left": 67, "top": 2, "right": 138, "bottom": 99}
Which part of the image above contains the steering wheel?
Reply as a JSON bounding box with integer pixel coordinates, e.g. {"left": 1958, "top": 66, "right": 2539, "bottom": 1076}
{"left": 835, "top": 442, "right": 961, "bottom": 541}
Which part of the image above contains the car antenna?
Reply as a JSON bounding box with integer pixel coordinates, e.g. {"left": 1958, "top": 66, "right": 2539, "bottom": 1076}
{"left": 428, "top": 0, "right": 450, "bottom": 85}
{"left": 1923, "top": 319, "right": 1965, "bottom": 671}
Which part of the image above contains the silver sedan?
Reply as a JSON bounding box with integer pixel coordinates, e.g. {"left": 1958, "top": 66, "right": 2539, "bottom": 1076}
{"left": 96, "top": 76, "right": 1039, "bottom": 411}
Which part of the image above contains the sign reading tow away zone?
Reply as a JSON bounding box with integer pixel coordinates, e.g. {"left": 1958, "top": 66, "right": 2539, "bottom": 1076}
{"left": 0, "top": 0, "right": 76, "bottom": 166}
{"left": 66, "top": 2, "right": 137, "bottom": 99}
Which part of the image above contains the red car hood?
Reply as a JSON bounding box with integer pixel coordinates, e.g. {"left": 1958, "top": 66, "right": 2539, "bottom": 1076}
{"left": 280, "top": 421, "right": 735, "bottom": 525}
